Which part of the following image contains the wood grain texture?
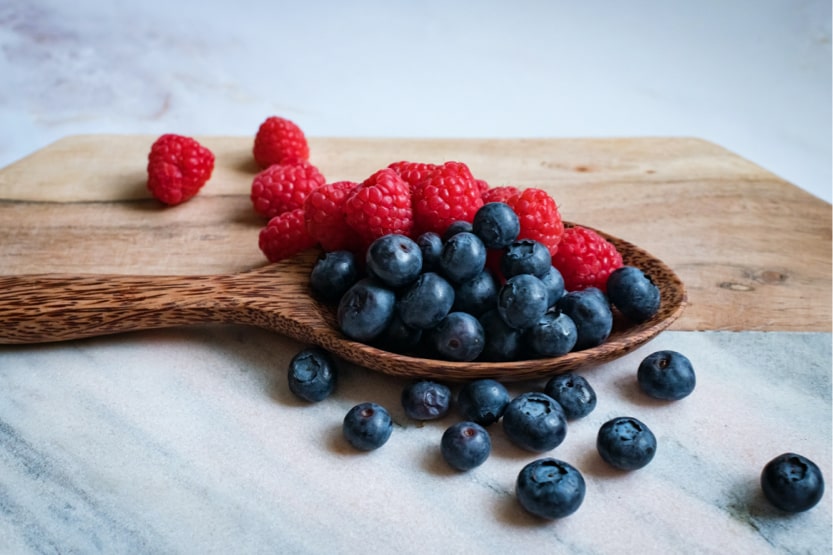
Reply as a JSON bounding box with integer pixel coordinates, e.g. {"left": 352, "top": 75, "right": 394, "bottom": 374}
{"left": 0, "top": 134, "right": 829, "bottom": 332}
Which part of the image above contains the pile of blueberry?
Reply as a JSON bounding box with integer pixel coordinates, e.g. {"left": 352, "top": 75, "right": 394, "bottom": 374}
{"left": 310, "top": 202, "right": 661, "bottom": 362}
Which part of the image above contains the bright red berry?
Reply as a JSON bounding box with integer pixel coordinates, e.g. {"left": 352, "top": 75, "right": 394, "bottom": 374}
{"left": 482, "top": 185, "right": 520, "bottom": 204}
{"left": 344, "top": 168, "right": 413, "bottom": 248}
{"left": 505, "top": 188, "right": 564, "bottom": 257}
{"left": 552, "top": 225, "right": 624, "bottom": 292}
{"left": 146, "top": 134, "right": 214, "bottom": 205}
{"left": 304, "top": 180, "right": 362, "bottom": 252}
{"left": 411, "top": 161, "right": 484, "bottom": 236}
{"left": 250, "top": 161, "right": 326, "bottom": 219}
{"left": 258, "top": 208, "right": 317, "bottom": 263}
{"left": 253, "top": 116, "right": 309, "bottom": 168}
{"left": 474, "top": 178, "right": 490, "bottom": 196}
{"left": 387, "top": 161, "right": 439, "bottom": 192}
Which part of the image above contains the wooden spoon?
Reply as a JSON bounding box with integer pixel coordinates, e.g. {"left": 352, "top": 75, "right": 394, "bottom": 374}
{"left": 0, "top": 227, "right": 686, "bottom": 382}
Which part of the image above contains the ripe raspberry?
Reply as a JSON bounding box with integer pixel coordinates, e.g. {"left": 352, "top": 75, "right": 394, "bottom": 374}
{"left": 252, "top": 116, "right": 310, "bottom": 168}
{"left": 146, "top": 134, "right": 214, "bottom": 205}
{"left": 411, "top": 161, "right": 484, "bottom": 236}
{"left": 505, "top": 188, "right": 564, "bottom": 256}
{"left": 475, "top": 178, "right": 490, "bottom": 196}
{"left": 258, "top": 208, "right": 317, "bottom": 263}
{"left": 304, "top": 180, "right": 362, "bottom": 252}
{"left": 344, "top": 168, "right": 413, "bottom": 248}
{"left": 552, "top": 225, "right": 623, "bottom": 292}
{"left": 388, "top": 161, "right": 439, "bottom": 192}
{"left": 250, "top": 161, "right": 326, "bottom": 219}
{"left": 482, "top": 185, "right": 520, "bottom": 204}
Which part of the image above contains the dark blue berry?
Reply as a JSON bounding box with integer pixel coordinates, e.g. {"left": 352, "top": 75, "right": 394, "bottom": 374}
{"left": 516, "top": 458, "right": 586, "bottom": 519}
{"left": 366, "top": 234, "right": 423, "bottom": 289}
{"left": 453, "top": 270, "right": 499, "bottom": 317}
{"left": 456, "top": 379, "right": 510, "bottom": 426}
{"left": 376, "top": 309, "right": 422, "bottom": 353}
{"left": 343, "top": 402, "right": 393, "bottom": 451}
{"left": 472, "top": 202, "right": 520, "bottom": 249}
{"left": 525, "top": 312, "right": 578, "bottom": 357}
{"left": 501, "top": 239, "right": 551, "bottom": 278}
{"left": 637, "top": 350, "right": 696, "bottom": 401}
{"left": 540, "top": 265, "right": 566, "bottom": 307}
{"left": 596, "top": 416, "right": 657, "bottom": 470}
{"left": 478, "top": 309, "right": 523, "bottom": 361}
{"left": 337, "top": 279, "right": 396, "bottom": 342}
{"left": 309, "top": 250, "right": 358, "bottom": 302}
{"left": 544, "top": 373, "right": 596, "bottom": 420}
{"left": 287, "top": 347, "right": 337, "bottom": 402}
{"left": 502, "top": 392, "right": 567, "bottom": 452}
{"left": 761, "top": 453, "right": 825, "bottom": 513}
{"left": 607, "top": 266, "right": 661, "bottom": 323}
{"left": 555, "top": 287, "right": 613, "bottom": 350}
{"left": 398, "top": 272, "right": 455, "bottom": 330}
{"left": 497, "top": 274, "right": 549, "bottom": 330}
{"left": 416, "top": 232, "right": 443, "bottom": 272}
{"left": 441, "top": 421, "right": 492, "bottom": 471}
{"left": 440, "top": 232, "right": 486, "bottom": 283}
{"left": 442, "top": 220, "right": 473, "bottom": 241}
{"left": 401, "top": 380, "right": 452, "bottom": 421}
{"left": 430, "top": 312, "right": 485, "bottom": 362}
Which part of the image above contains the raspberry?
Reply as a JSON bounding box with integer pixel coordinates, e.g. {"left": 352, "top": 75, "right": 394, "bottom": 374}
{"left": 482, "top": 185, "right": 520, "bottom": 204}
{"left": 146, "top": 134, "right": 214, "bottom": 205}
{"left": 505, "top": 188, "right": 564, "bottom": 256}
{"left": 250, "top": 161, "right": 326, "bottom": 219}
{"left": 411, "top": 161, "right": 484, "bottom": 236}
{"left": 344, "top": 169, "right": 413, "bottom": 248}
{"left": 253, "top": 116, "right": 309, "bottom": 168}
{"left": 475, "top": 178, "right": 490, "bottom": 196}
{"left": 258, "top": 208, "right": 317, "bottom": 263}
{"left": 552, "top": 225, "right": 623, "bottom": 292}
{"left": 304, "top": 180, "right": 362, "bottom": 252}
{"left": 387, "top": 161, "right": 439, "bottom": 192}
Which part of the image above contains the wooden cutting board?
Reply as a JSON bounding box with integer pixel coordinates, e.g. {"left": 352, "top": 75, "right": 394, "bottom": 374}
{"left": 0, "top": 134, "right": 829, "bottom": 332}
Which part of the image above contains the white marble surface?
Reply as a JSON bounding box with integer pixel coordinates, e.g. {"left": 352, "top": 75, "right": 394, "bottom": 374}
{"left": 0, "top": 0, "right": 831, "bottom": 202}
{"left": 0, "top": 330, "right": 830, "bottom": 553}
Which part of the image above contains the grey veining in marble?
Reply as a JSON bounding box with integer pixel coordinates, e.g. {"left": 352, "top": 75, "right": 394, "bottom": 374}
{"left": 0, "top": 329, "right": 829, "bottom": 554}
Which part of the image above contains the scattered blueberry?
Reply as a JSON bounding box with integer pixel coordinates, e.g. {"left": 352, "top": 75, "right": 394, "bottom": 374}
{"left": 544, "top": 373, "right": 596, "bottom": 420}
{"left": 501, "top": 239, "right": 552, "bottom": 279}
{"left": 430, "top": 312, "right": 485, "bottom": 362}
{"left": 416, "top": 232, "right": 443, "bottom": 272}
{"left": 453, "top": 270, "right": 499, "bottom": 317}
{"left": 556, "top": 288, "right": 613, "bottom": 350}
{"left": 309, "top": 250, "right": 358, "bottom": 302}
{"left": 540, "top": 265, "right": 566, "bottom": 307}
{"left": 596, "top": 416, "right": 657, "bottom": 470}
{"left": 607, "top": 266, "right": 661, "bottom": 323}
{"left": 343, "top": 402, "right": 393, "bottom": 451}
{"left": 761, "top": 453, "right": 825, "bottom": 513}
{"left": 456, "top": 379, "right": 511, "bottom": 426}
{"left": 337, "top": 278, "right": 396, "bottom": 342}
{"left": 401, "top": 380, "right": 452, "bottom": 421}
{"left": 441, "top": 421, "right": 492, "bottom": 471}
{"left": 502, "top": 392, "right": 567, "bottom": 452}
{"left": 442, "top": 220, "right": 473, "bottom": 241}
{"left": 525, "top": 312, "right": 578, "bottom": 357}
{"left": 366, "top": 234, "right": 423, "bottom": 289}
{"left": 516, "top": 458, "right": 586, "bottom": 519}
{"left": 637, "top": 350, "right": 696, "bottom": 401}
{"left": 440, "top": 232, "right": 487, "bottom": 283}
{"left": 497, "top": 274, "right": 549, "bottom": 330}
{"left": 287, "top": 347, "right": 338, "bottom": 402}
{"left": 478, "top": 309, "right": 523, "bottom": 361}
{"left": 471, "top": 202, "right": 520, "bottom": 249}
{"left": 397, "top": 272, "right": 455, "bottom": 329}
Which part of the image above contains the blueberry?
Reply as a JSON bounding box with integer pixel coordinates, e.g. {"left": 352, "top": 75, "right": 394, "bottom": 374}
{"left": 544, "top": 373, "right": 596, "bottom": 420}
{"left": 287, "top": 347, "right": 338, "bottom": 402}
{"left": 525, "top": 312, "right": 578, "bottom": 357}
{"left": 441, "top": 421, "right": 492, "bottom": 471}
{"left": 502, "top": 392, "right": 567, "bottom": 452}
{"left": 497, "top": 274, "right": 549, "bottom": 330}
{"left": 430, "top": 312, "right": 485, "bottom": 362}
{"left": 309, "top": 250, "right": 358, "bottom": 302}
{"left": 440, "top": 232, "right": 487, "bottom": 283}
{"left": 416, "top": 232, "right": 443, "bottom": 272}
{"left": 442, "top": 220, "right": 473, "bottom": 241}
{"left": 516, "top": 458, "right": 586, "bottom": 519}
{"left": 761, "top": 453, "right": 825, "bottom": 513}
{"left": 472, "top": 202, "right": 520, "bottom": 249}
{"left": 401, "top": 380, "right": 452, "bottom": 421}
{"left": 456, "top": 379, "right": 511, "bottom": 426}
{"left": 337, "top": 279, "right": 396, "bottom": 342}
{"left": 607, "top": 266, "right": 661, "bottom": 323}
{"left": 398, "top": 272, "right": 455, "bottom": 329}
{"left": 637, "top": 350, "right": 696, "bottom": 401}
{"left": 555, "top": 288, "right": 613, "bottom": 350}
{"left": 366, "top": 234, "right": 423, "bottom": 289}
{"left": 540, "top": 265, "right": 566, "bottom": 307}
{"left": 453, "top": 270, "right": 499, "bottom": 317}
{"left": 376, "top": 309, "right": 422, "bottom": 353}
{"left": 342, "top": 402, "right": 393, "bottom": 451}
{"left": 596, "top": 416, "right": 657, "bottom": 470}
{"left": 501, "top": 239, "right": 552, "bottom": 279}
{"left": 478, "top": 309, "right": 523, "bottom": 361}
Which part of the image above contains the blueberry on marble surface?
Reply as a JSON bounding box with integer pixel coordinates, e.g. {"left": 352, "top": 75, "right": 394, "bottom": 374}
{"left": 501, "top": 239, "right": 551, "bottom": 279}
{"left": 309, "top": 250, "right": 358, "bottom": 302}
{"left": 401, "top": 380, "right": 452, "bottom": 421}
{"left": 543, "top": 373, "right": 596, "bottom": 420}
{"left": 516, "top": 458, "right": 586, "bottom": 519}
{"left": 471, "top": 202, "right": 520, "bottom": 249}
{"left": 441, "top": 421, "right": 492, "bottom": 471}
{"left": 439, "top": 231, "right": 487, "bottom": 283}
{"left": 555, "top": 287, "right": 613, "bottom": 350}
{"left": 502, "top": 392, "right": 567, "bottom": 452}
{"left": 497, "top": 273, "right": 549, "bottom": 330}
{"left": 596, "top": 416, "right": 657, "bottom": 470}
{"left": 761, "top": 453, "right": 825, "bottom": 513}
{"left": 607, "top": 265, "right": 661, "bottom": 323}
{"left": 343, "top": 402, "right": 393, "bottom": 451}
{"left": 337, "top": 279, "right": 396, "bottom": 342}
{"left": 397, "top": 272, "right": 455, "bottom": 330}
{"left": 637, "top": 350, "right": 696, "bottom": 401}
{"left": 430, "top": 311, "right": 485, "bottom": 362}
{"left": 456, "top": 378, "right": 511, "bottom": 426}
{"left": 365, "top": 233, "right": 423, "bottom": 289}
{"left": 525, "top": 312, "right": 578, "bottom": 357}
{"left": 287, "top": 347, "right": 337, "bottom": 402}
